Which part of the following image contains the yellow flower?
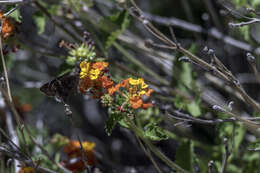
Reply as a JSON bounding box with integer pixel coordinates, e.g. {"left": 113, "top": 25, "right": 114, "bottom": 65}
{"left": 128, "top": 87, "right": 137, "bottom": 96}
{"left": 129, "top": 78, "right": 148, "bottom": 89}
{"left": 139, "top": 90, "right": 146, "bottom": 96}
{"left": 80, "top": 61, "right": 91, "bottom": 78}
{"left": 82, "top": 141, "right": 96, "bottom": 151}
{"left": 140, "top": 79, "right": 148, "bottom": 89}
{"left": 89, "top": 69, "right": 101, "bottom": 80}
{"left": 129, "top": 78, "right": 141, "bottom": 85}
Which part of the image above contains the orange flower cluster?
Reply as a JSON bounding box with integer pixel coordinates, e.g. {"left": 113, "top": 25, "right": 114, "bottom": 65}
{"left": 62, "top": 140, "right": 97, "bottom": 172}
{"left": 0, "top": 11, "right": 15, "bottom": 39}
{"left": 79, "top": 60, "right": 154, "bottom": 110}
{"left": 108, "top": 77, "right": 153, "bottom": 109}
{"left": 18, "top": 167, "right": 40, "bottom": 173}
{"left": 79, "top": 61, "right": 112, "bottom": 98}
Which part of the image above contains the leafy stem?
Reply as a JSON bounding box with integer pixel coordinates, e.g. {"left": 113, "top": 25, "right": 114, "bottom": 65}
{"left": 126, "top": 116, "right": 190, "bottom": 173}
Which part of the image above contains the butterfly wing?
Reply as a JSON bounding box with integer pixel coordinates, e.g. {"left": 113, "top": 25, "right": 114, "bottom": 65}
{"left": 40, "top": 72, "right": 79, "bottom": 103}
{"left": 56, "top": 74, "right": 79, "bottom": 102}
{"left": 40, "top": 80, "right": 57, "bottom": 97}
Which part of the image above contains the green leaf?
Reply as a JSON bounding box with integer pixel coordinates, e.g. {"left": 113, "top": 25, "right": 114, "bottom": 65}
{"left": 242, "top": 152, "right": 260, "bottom": 173}
{"left": 187, "top": 101, "right": 201, "bottom": 117}
{"left": 175, "top": 141, "right": 193, "bottom": 172}
{"left": 99, "top": 10, "right": 130, "bottom": 49}
{"left": 33, "top": 11, "right": 46, "bottom": 34}
{"left": 239, "top": 26, "right": 250, "bottom": 41}
{"left": 118, "top": 118, "right": 130, "bottom": 129}
{"left": 105, "top": 109, "right": 124, "bottom": 136}
{"left": 48, "top": 4, "right": 61, "bottom": 16}
{"left": 50, "top": 133, "right": 69, "bottom": 149}
{"left": 9, "top": 9, "right": 22, "bottom": 22}
{"left": 179, "top": 61, "right": 193, "bottom": 87}
{"left": 219, "top": 123, "right": 245, "bottom": 150}
{"left": 143, "top": 123, "right": 168, "bottom": 141}
{"left": 16, "top": 126, "right": 37, "bottom": 152}
{"left": 234, "top": 123, "right": 245, "bottom": 150}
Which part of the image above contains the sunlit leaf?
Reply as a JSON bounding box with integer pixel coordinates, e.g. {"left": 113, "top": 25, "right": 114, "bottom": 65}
{"left": 143, "top": 123, "right": 168, "bottom": 141}
{"left": 33, "top": 11, "right": 46, "bottom": 34}
{"left": 187, "top": 101, "right": 201, "bottom": 117}
{"left": 99, "top": 10, "right": 130, "bottom": 49}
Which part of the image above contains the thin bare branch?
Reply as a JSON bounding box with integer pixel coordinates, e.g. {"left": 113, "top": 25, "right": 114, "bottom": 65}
{"left": 220, "top": 138, "right": 230, "bottom": 173}
{"left": 229, "top": 18, "right": 260, "bottom": 27}
{"left": 0, "top": 0, "right": 23, "bottom": 4}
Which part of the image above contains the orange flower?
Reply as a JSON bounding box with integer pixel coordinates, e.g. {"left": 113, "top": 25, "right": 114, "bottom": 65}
{"left": 62, "top": 158, "right": 85, "bottom": 173}
{"left": 101, "top": 75, "right": 114, "bottom": 89}
{"left": 107, "top": 87, "right": 116, "bottom": 95}
{"left": 92, "top": 62, "right": 108, "bottom": 70}
{"left": 21, "top": 104, "right": 32, "bottom": 112}
{"left": 64, "top": 140, "right": 96, "bottom": 157}
{"left": 108, "top": 83, "right": 121, "bottom": 95}
{"left": 79, "top": 61, "right": 111, "bottom": 96}
{"left": 0, "top": 11, "right": 15, "bottom": 39}
{"left": 145, "top": 88, "right": 153, "bottom": 97}
{"left": 142, "top": 102, "right": 153, "bottom": 109}
{"left": 18, "top": 167, "right": 39, "bottom": 173}
{"left": 130, "top": 96, "right": 143, "bottom": 109}
{"left": 62, "top": 150, "right": 96, "bottom": 172}
{"left": 80, "top": 77, "right": 93, "bottom": 93}
{"left": 120, "top": 79, "right": 129, "bottom": 88}
{"left": 63, "top": 140, "right": 97, "bottom": 172}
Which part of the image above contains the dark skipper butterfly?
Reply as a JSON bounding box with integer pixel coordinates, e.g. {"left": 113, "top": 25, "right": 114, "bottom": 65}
{"left": 40, "top": 67, "right": 80, "bottom": 104}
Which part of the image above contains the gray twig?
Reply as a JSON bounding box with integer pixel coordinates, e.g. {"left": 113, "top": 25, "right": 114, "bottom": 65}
{"left": 246, "top": 53, "right": 260, "bottom": 85}
{"left": 0, "top": 0, "right": 23, "bottom": 4}
{"left": 142, "top": 12, "right": 253, "bottom": 52}
{"left": 229, "top": 18, "right": 260, "bottom": 27}
{"left": 220, "top": 138, "right": 230, "bottom": 173}
{"left": 208, "top": 160, "right": 216, "bottom": 173}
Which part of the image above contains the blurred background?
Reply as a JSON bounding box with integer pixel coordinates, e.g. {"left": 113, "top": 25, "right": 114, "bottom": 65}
{"left": 2, "top": 0, "right": 260, "bottom": 173}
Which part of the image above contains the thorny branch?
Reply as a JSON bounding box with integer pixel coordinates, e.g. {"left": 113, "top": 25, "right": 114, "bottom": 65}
{"left": 128, "top": 3, "right": 260, "bottom": 136}
{"left": 168, "top": 110, "right": 260, "bottom": 125}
